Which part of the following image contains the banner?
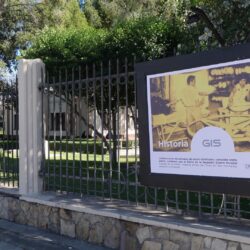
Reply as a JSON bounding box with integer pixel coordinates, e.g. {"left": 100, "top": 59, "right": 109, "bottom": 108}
{"left": 136, "top": 44, "right": 250, "bottom": 194}
{"left": 147, "top": 59, "right": 250, "bottom": 178}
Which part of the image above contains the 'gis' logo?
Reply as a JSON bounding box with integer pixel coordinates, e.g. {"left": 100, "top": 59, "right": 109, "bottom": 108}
{"left": 202, "top": 139, "right": 221, "bottom": 147}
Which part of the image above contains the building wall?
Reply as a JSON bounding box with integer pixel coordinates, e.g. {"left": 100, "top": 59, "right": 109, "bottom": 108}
{"left": 46, "top": 95, "right": 136, "bottom": 139}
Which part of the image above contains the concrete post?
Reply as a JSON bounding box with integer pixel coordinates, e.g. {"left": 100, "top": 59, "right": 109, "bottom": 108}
{"left": 17, "top": 59, "right": 45, "bottom": 195}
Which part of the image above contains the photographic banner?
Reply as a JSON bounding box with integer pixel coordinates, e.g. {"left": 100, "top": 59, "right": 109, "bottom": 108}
{"left": 136, "top": 43, "right": 250, "bottom": 194}
{"left": 148, "top": 59, "right": 250, "bottom": 178}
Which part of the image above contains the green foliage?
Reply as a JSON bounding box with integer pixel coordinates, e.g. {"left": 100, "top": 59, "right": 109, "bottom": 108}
{"left": 186, "top": 0, "right": 250, "bottom": 49}
{"left": 24, "top": 26, "right": 107, "bottom": 64}
{"left": 39, "top": 0, "right": 88, "bottom": 28}
{"left": 83, "top": 0, "right": 188, "bottom": 28}
{"left": 203, "top": 0, "right": 250, "bottom": 45}
{"left": 0, "top": 0, "right": 88, "bottom": 65}
{"left": 104, "top": 17, "right": 186, "bottom": 60}
{"left": 0, "top": 60, "right": 6, "bottom": 69}
{"left": 20, "top": 0, "right": 250, "bottom": 65}
{"left": 24, "top": 16, "right": 187, "bottom": 64}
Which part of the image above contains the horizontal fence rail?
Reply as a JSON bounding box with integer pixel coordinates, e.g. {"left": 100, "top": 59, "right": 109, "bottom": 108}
{"left": 41, "top": 58, "right": 250, "bottom": 223}
{"left": 0, "top": 78, "right": 19, "bottom": 188}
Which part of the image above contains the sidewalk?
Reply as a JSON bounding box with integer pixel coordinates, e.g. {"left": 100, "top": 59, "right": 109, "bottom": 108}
{"left": 0, "top": 219, "right": 110, "bottom": 250}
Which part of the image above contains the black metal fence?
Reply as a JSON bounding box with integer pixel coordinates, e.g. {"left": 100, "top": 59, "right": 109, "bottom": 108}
{"left": 0, "top": 78, "right": 19, "bottom": 187}
{"left": 42, "top": 58, "right": 250, "bottom": 222}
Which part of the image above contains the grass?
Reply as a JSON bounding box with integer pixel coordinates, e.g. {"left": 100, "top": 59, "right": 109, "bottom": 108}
{"left": 1, "top": 139, "right": 250, "bottom": 220}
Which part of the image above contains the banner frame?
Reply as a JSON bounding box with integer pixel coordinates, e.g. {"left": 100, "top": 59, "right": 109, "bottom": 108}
{"left": 135, "top": 43, "right": 250, "bottom": 195}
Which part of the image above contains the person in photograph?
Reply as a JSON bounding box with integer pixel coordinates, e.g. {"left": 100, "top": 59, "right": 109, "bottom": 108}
{"left": 178, "top": 75, "right": 205, "bottom": 125}
{"left": 226, "top": 73, "right": 250, "bottom": 137}
{"left": 229, "top": 74, "right": 250, "bottom": 111}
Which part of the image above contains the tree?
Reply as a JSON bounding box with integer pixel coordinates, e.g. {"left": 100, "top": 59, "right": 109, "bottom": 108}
{"left": 24, "top": 16, "right": 185, "bottom": 64}
{"left": 0, "top": 0, "right": 87, "bottom": 67}
{"left": 83, "top": 0, "right": 187, "bottom": 28}
{"left": 181, "top": 0, "right": 250, "bottom": 53}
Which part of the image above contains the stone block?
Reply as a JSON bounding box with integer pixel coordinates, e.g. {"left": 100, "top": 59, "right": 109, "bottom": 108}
{"left": 162, "top": 240, "right": 179, "bottom": 250}
{"left": 8, "top": 198, "right": 20, "bottom": 221}
{"left": 60, "top": 208, "right": 72, "bottom": 221}
{"left": 227, "top": 242, "right": 239, "bottom": 250}
{"left": 123, "top": 221, "right": 139, "bottom": 235}
{"left": 104, "top": 219, "right": 122, "bottom": 245}
{"left": 27, "top": 205, "right": 39, "bottom": 227}
{"left": 241, "top": 244, "right": 250, "bottom": 250}
{"left": 170, "top": 230, "right": 191, "bottom": 250}
{"left": 103, "top": 218, "right": 114, "bottom": 235}
{"left": 153, "top": 227, "right": 169, "bottom": 240}
{"left": 89, "top": 222, "right": 104, "bottom": 244}
{"left": 120, "top": 231, "right": 138, "bottom": 250}
{"left": 191, "top": 236, "right": 203, "bottom": 250}
{"left": 76, "top": 220, "right": 90, "bottom": 240}
{"left": 136, "top": 227, "right": 152, "bottom": 244}
{"left": 104, "top": 226, "right": 120, "bottom": 249}
{"left": 0, "top": 197, "right": 9, "bottom": 220}
{"left": 89, "top": 214, "right": 103, "bottom": 226}
{"left": 203, "top": 237, "right": 212, "bottom": 249}
{"left": 60, "top": 219, "right": 76, "bottom": 238}
{"left": 15, "top": 210, "right": 27, "bottom": 225}
{"left": 141, "top": 240, "right": 161, "bottom": 250}
{"left": 20, "top": 201, "right": 30, "bottom": 214}
{"left": 48, "top": 208, "right": 60, "bottom": 233}
{"left": 37, "top": 205, "right": 50, "bottom": 229}
{"left": 72, "top": 211, "right": 84, "bottom": 224}
{"left": 211, "top": 239, "right": 227, "bottom": 250}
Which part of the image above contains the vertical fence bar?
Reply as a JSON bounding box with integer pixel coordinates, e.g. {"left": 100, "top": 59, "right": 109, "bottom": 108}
{"left": 165, "top": 189, "right": 169, "bottom": 212}
{"left": 223, "top": 194, "right": 227, "bottom": 218}
{"left": 198, "top": 192, "right": 202, "bottom": 216}
{"left": 100, "top": 62, "right": 105, "bottom": 198}
{"left": 0, "top": 87, "right": 3, "bottom": 183}
{"left": 78, "top": 66, "right": 83, "bottom": 195}
{"left": 58, "top": 68, "right": 63, "bottom": 192}
{"left": 116, "top": 58, "right": 121, "bottom": 200}
{"left": 93, "top": 64, "right": 97, "bottom": 196}
{"left": 125, "top": 57, "right": 129, "bottom": 202}
{"left": 65, "top": 68, "right": 69, "bottom": 193}
{"left": 72, "top": 67, "right": 76, "bottom": 193}
{"left": 186, "top": 191, "right": 190, "bottom": 214}
{"left": 175, "top": 189, "right": 179, "bottom": 212}
{"left": 86, "top": 65, "right": 90, "bottom": 195}
{"left": 237, "top": 196, "right": 240, "bottom": 219}
{"left": 108, "top": 60, "right": 112, "bottom": 200}
{"left": 46, "top": 70, "right": 50, "bottom": 190}
{"left": 0, "top": 86, "right": 3, "bottom": 184}
{"left": 10, "top": 84, "right": 14, "bottom": 186}
{"left": 154, "top": 188, "right": 158, "bottom": 209}
{"left": 210, "top": 193, "right": 214, "bottom": 216}
{"left": 52, "top": 76, "right": 56, "bottom": 191}
{"left": 145, "top": 187, "right": 148, "bottom": 207}
{"left": 6, "top": 85, "right": 10, "bottom": 186}
{"left": 133, "top": 55, "right": 139, "bottom": 206}
{"left": 2, "top": 89, "right": 6, "bottom": 186}
{"left": 15, "top": 77, "right": 19, "bottom": 187}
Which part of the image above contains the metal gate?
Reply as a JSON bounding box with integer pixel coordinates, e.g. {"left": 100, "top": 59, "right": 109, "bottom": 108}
{"left": 0, "top": 78, "right": 19, "bottom": 188}
{"left": 41, "top": 58, "right": 250, "bottom": 222}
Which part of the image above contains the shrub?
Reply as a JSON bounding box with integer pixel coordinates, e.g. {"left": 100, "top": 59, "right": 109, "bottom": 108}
{"left": 24, "top": 16, "right": 187, "bottom": 65}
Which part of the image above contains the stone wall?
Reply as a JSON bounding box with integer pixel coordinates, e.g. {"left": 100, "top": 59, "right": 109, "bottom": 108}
{"left": 0, "top": 193, "right": 250, "bottom": 250}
